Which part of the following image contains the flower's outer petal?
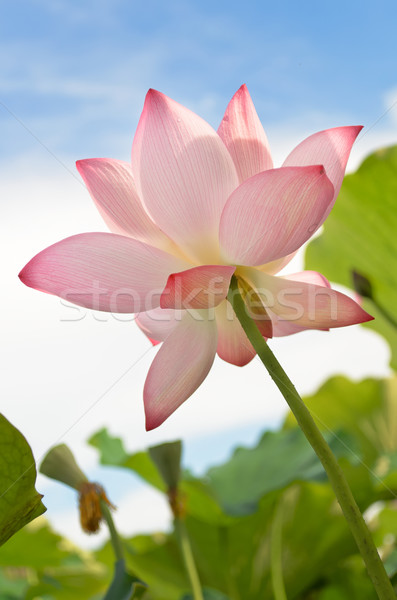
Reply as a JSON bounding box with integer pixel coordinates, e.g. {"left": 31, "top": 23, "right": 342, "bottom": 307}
{"left": 270, "top": 317, "right": 309, "bottom": 337}
{"left": 160, "top": 265, "right": 236, "bottom": 310}
{"left": 220, "top": 166, "right": 334, "bottom": 266}
{"left": 76, "top": 158, "right": 170, "bottom": 247}
{"left": 135, "top": 307, "right": 183, "bottom": 345}
{"left": 244, "top": 268, "right": 374, "bottom": 329}
{"left": 271, "top": 271, "right": 331, "bottom": 336}
{"left": 281, "top": 270, "right": 331, "bottom": 287}
{"left": 215, "top": 301, "right": 256, "bottom": 366}
{"left": 19, "top": 233, "right": 189, "bottom": 313}
{"left": 131, "top": 89, "right": 239, "bottom": 262}
{"left": 217, "top": 84, "right": 273, "bottom": 182}
{"left": 144, "top": 312, "right": 217, "bottom": 430}
{"left": 283, "top": 126, "right": 362, "bottom": 223}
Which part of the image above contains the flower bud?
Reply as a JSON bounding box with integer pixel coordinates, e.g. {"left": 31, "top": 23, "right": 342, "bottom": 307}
{"left": 40, "top": 444, "right": 88, "bottom": 491}
{"left": 40, "top": 444, "right": 115, "bottom": 535}
{"left": 149, "top": 441, "right": 182, "bottom": 491}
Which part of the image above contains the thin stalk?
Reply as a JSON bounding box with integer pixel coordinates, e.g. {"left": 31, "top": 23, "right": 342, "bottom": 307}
{"left": 175, "top": 517, "right": 204, "bottom": 600}
{"left": 219, "top": 526, "right": 240, "bottom": 600}
{"left": 227, "top": 276, "right": 396, "bottom": 600}
{"left": 100, "top": 500, "right": 124, "bottom": 562}
{"left": 270, "top": 497, "right": 288, "bottom": 600}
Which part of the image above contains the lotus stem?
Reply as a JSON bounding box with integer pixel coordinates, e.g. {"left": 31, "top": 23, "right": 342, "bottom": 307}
{"left": 270, "top": 495, "right": 288, "bottom": 600}
{"left": 175, "top": 517, "right": 204, "bottom": 600}
{"left": 100, "top": 499, "right": 124, "bottom": 563}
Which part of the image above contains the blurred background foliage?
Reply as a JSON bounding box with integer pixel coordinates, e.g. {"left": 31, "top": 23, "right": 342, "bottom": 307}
{"left": 0, "top": 146, "right": 396, "bottom": 599}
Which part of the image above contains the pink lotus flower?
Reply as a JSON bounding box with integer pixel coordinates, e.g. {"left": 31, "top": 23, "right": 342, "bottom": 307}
{"left": 19, "top": 85, "right": 372, "bottom": 429}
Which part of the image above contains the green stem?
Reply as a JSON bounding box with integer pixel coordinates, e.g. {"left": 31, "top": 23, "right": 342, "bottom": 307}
{"left": 270, "top": 496, "right": 288, "bottom": 600}
{"left": 100, "top": 500, "right": 124, "bottom": 562}
{"left": 219, "top": 526, "right": 240, "bottom": 600}
{"left": 227, "top": 276, "right": 396, "bottom": 600}
{"left": 175, "top": 517, "right": 204, "bottom": 600}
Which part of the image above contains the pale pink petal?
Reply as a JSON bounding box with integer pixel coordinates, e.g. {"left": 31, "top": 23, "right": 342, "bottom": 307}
{"left": 283, "top": 126, "right": 362, "bottom": 222}
{"left": 131, "top": 89, "right": 239, "bottom": 262}
{"left": 76, "top": 158, "right": 170, "bottom": 247}
{"left": 271, "top": 271, "right": 331, "bottom": 336}
{"left": 220, "top": 166, "right": 334, "bottom": 266}
{"left": 270, "top": 315, "right": 330, "bottom": 337}
{"left": 135, "top": 307, "right": 183, "bottom": 345}
{"left": 281, "top": 270, "right": 331, "bottom": 287}
{"left": 160, "top": 265, "right": 235, "bottom": 310}
{"left": 215, "top": 301, "right": 255, "bottom": 366}
{"left": 144, "top": 312, "right": 217, "bottom": 430}
{"left": 19, "top": 233, "right": 189, "bottom": 313}
{"left": 244, "top": 268, "right": 373, "bottom": 330}
{"left": 217, "top": 84, "right": 273, "bottom": 183}
{"left": 270, "top": 317, "right": 310, "bottom": 337}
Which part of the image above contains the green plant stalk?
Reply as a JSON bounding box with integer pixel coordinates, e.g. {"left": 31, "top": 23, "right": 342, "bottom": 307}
{"left": 175, "top": 517, "right": 204, "bottom": 600}
{"left": 270, "top": 497, "right": 288, "bottom": 600}
{"left": 100, "top": 500, "right": 124, "bottom": 563}
{"left": 219, "top": 526, "right": 240, "bottom": 600}
{"left": 227, "top": 276, "right": 396, "bottom": 600}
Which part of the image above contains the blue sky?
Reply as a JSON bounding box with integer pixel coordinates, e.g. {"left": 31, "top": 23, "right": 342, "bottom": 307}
{"left": 2, "top": 1, "right": 397, "bottom": 163}
{"left": 1, "top": 0, "right": 396, "bottom": 547}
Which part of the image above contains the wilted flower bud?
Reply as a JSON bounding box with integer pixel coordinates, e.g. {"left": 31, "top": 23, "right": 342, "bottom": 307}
{"left": 40, "top": 444, "right": 115, "bottom": 535}
{"left": 352, "top": 270, "right": 374, "bottom": 300}
{"left": 78, "top": 482, "right": 116, "bottom": 534}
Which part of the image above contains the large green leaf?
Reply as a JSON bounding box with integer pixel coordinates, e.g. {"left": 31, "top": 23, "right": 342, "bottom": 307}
{"left": 313, "top": 557, "right": 378, "bottom": 600}
{"left": 206, "top": 426, "right": 351, "bottom": 515}
{"left": 182, "top": 589, "right": 231, "bottom": 599}
{"left": 283, "top": 375, "right": 397, "bottom": 505}
{"left": 123, "top": 534, "right": 190, "bottom": 600}
{"left": 0, "top": 414, "right": 46, "bottom": 545}
{"left": 0, "top": 518, "right": 75, "bottom": 568}
{"left": 179, "top": 480, "right": 236, "bottom": 527}
{"left": 0, "top": 518, "right": 114, "bottom": 600}
{"left": 0, "top": 569, "right": 28, "bottom": 600}
{"left": 24, "top": 564, "right": 110, "bottom": 600}
{"left": 284, "top": 376, "right": 397, "bottom": 459}
{"left": 305, "top": 145, "right": 397, "bottom": 367}
{"left": 181, "top": 482, "right": 358, "bottom": 600}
